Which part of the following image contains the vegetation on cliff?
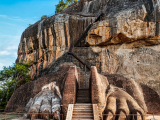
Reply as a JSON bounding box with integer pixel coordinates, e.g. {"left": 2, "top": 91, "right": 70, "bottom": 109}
{"left": 55, "top": 0, "right": 78, "bottom": 13}
{"left": 0, "top": 62, "right": 31, "bottom": 110}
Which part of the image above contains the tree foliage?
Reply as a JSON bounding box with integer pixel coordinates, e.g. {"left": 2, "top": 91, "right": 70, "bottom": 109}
{"left": 41, "top": 15, "right": 48, "bottom": 20}
{"left": 55, "top": 0, "right": 78, "bottom": 13}
{"left": 0, "top": 62, "right": 31, "bottom": 110}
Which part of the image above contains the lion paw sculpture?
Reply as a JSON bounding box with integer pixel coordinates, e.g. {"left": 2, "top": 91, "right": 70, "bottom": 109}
{"left": 23, "top": 82, "right": 62, "bottom": 120}
{"left": 104, "top": 85, "right": 146, "bottom": 120}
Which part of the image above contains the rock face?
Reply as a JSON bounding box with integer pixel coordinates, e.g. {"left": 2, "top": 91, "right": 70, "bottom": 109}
{"left": 17, "top": 14, "right": 96, "bottom": 79}
{"left": 10, "top": 0, "right": 160, "bottom": 118}
{"left": 16, "top": 0, "right": 160, "bottom": 95}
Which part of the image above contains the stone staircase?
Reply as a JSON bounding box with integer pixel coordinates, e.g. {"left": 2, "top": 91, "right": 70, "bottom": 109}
{"left": 71, "top": 71, "right": 93, "bottom": 119}
{"left": 72, "top": 104, "right": 94, "bottom": 120}
{"left": 76, "top": 89, "right": 91, "bottom": 103}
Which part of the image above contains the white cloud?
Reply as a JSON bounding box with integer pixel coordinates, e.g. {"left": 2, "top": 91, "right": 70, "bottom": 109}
{"left": 0, "top": 34, "right": 20, "bottom": 38}
{"left": 0, "top": 14, "right": 30, "bottom": 22}
{"left": 6, "top": 45, "right": 18, "bottom": 50}
{"left": 0, "top": 15, "right": 7, "bottom": 18}
{"left": 0, "top": 34, "right": 19, "bottom": 60}
{"left": 0, "top": 51, "right": 11, "bottom": 55}
{"left": 0, "top": 22, "right": 16, "bottom": 26}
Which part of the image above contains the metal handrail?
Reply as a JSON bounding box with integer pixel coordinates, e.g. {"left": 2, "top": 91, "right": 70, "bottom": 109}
{"left": 0, "top": 112, "right": 63, "bottom": 120}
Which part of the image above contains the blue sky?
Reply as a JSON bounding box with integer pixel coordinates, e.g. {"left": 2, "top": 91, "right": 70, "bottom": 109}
{"left": 0, "top": 0, "right": 59, "bottom": 70}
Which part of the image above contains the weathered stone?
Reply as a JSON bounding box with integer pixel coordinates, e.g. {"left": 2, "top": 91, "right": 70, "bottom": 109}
{"left": 24, "top": 82, "right": 62, "bottom": 120}
{"left": 9, "top": 0, "right": 160, "bottom": 119}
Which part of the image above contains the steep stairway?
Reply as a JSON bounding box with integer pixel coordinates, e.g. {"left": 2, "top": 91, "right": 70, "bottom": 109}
{"left": 76, "top": 89, "right": 91, "bottom": 103}
{"left": 72, "top": 104, "right": 94, "bottom": 120}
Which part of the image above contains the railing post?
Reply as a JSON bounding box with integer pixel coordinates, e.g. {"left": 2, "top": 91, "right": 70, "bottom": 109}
{"left": 5, "top": 113, "right": 6, "bottom": 120}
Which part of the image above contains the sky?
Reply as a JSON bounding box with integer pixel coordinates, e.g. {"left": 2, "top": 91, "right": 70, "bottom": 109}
{"left": 0, "top": 0, "right": 59, "bottom": 70}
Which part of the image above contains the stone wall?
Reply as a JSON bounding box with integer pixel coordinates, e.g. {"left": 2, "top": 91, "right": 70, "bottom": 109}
{"left": 62, "top": 66, "right": 78, "bottom": 118}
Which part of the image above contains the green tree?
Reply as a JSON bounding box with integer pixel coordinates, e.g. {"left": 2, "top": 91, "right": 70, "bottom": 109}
{"left": 0, "top": 62, "right": 31, "bottom": 110}
{"left": 55, "top": 0, "right": 78, "bottom": 13}
{"left": 41, "top": 15, "right": 47, "bottom": 20}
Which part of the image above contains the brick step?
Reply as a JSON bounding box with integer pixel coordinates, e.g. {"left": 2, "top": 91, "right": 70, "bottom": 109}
{"left": 74, "top": 104, "right": 92, "bottom": 106}
{"left": 77, "top": 94, "right": 90, "bottom": 96}
{"left": 77, "top": 90, "right": 90, "bottom": 91}
{"left": 78, "top": 90, "right": 90, "bottom": 92}
{"left": 77, "top": 97, "right": 91, "bottom": 99}
{"left": 76, "top": 96, "right": 91, "bottom": 98}
{"left": 77, "top": 96, "right": 90, "bottom": 98}
{"left": 72, "top": 103, "right": 93, "bottom": 119}
{"left": 74, "top": 105, "right": 92, "bottom": 109}
{"left": 74, "top": 108, "right": 92, "bottom": 111}
{"left": 73, "top": 110, "right": 93, "bottom": 113}
{"left": 76, "top": 101, "right": 91, "bottom": 103}
{"left": 73, "top": 113, "right": 93, "bottom": 115}
{"left": 76, "top": 98, "right": 91, "bottom": 102}
{"left": 77, "top": 89, "right": 90, "bottom": 92}
{"left": 73, "top": 113, "right": 93, "bottom": 118}
{"left": 72, "top": 115, "right": 94, "bottom": 119}
{"left": 77, "top": 92, "right": 90, "bottom": 94}
{"left": 77, "top": 93, "right": 90, "bottom": 95}
{"left": 72, "top": 118, "right": 94, "bottom": 120}
{"left": 77, "top": 95, "right": 90, "bottom": 97}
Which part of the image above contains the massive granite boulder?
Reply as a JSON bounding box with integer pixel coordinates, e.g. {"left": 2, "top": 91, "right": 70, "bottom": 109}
{"left": 9, "top": 0, "right": 160, "bottom": 119}
{"left": 16, "top": 0, "right": 160, "bottom": 95}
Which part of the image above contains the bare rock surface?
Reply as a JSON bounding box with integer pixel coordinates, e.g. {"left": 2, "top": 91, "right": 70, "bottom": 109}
{"left": 16, "top": 0, "right": 160, "bottom": 95}
{"left": 9, "top": 0, "right": 160, "bottom": 117}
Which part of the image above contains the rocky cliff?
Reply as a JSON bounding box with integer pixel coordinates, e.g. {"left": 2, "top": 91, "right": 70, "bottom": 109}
{"left": 17, "top": 0, "right": 160, "bottom": 95}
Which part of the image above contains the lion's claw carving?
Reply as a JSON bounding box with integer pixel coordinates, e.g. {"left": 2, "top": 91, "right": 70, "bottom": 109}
{"left": 104, "top": 85, "right": 145, "bottom": 120}
{"left": 23, "top": 82, "right": 62, "bottom": 120}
